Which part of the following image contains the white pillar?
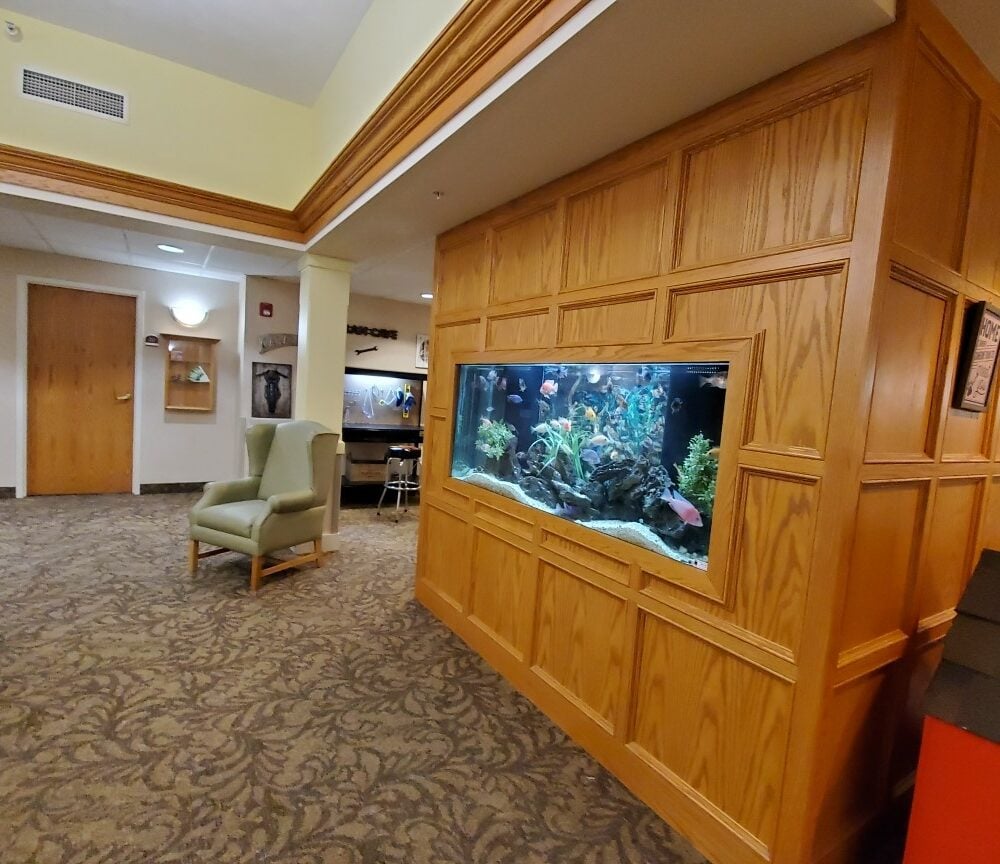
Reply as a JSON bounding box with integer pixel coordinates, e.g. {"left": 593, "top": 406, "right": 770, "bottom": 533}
{"left": 296, "top": 254, "right": 352, "bottom": 551}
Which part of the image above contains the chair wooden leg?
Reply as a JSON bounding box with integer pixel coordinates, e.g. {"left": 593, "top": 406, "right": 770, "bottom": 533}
{"left": 250, "top": 555, "right": 263, "bottom": 593}
{"left": 313, "top": 538, "right": 323, "bottom": 567}
{"left": 188, "top": 539, "right": 199, "bottom": 574}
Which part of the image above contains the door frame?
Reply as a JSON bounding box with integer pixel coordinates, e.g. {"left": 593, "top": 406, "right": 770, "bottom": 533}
{"left": 15, "top": 276, "right": 144, "bottom": 498}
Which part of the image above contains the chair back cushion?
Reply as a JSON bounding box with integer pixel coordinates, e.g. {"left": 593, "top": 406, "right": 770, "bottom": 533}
{"left": 257, "top": 421, "right": 335, "bottom": 503}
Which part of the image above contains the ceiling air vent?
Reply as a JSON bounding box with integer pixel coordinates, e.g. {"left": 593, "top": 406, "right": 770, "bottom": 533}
{"left": 20, "top": 68, "right": 127, "bottom": 122}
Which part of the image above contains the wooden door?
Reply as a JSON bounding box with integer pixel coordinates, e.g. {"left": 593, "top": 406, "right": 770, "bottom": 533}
{"left": 27, "top": 284, "right": 136, "bottom": 495}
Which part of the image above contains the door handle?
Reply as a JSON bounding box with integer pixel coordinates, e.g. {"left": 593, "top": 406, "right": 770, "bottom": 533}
{"left": 115, "top": 393, "right": 133, "bottom": 402}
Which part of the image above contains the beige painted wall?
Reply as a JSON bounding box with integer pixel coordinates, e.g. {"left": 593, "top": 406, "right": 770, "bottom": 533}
{"left": 346, "top": 293, "right": 431, "bottom": 375}
{"left": 0, "top": 6, "right": 314, "bottom": 207}
{"left": 0, "top": 246, "right": 242, "bottom": 490}
{"left": 243, "top": 277, "right": 300, "bottom": 422}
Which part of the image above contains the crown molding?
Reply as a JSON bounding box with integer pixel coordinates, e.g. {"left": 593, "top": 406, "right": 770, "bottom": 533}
{"left": 0, "top": 143, "right": 304, "bottom": 241}
{"left": 0, "top": 0, "right": 590, "bottom": 247}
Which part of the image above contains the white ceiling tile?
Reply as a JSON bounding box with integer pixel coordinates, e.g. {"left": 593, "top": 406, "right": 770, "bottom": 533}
{"left": 125, "top": 230, "right": 213, "bottom": 267}
{"left": 26, "top": 212, "right": 129, "bottom": 254}
{"left": 0, "top": 212, "right": 53, "bottom": 252}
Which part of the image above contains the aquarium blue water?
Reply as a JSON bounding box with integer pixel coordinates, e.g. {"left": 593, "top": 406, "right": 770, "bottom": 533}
{"left": 450, "top": 362, "right": 728, "bottom": 569}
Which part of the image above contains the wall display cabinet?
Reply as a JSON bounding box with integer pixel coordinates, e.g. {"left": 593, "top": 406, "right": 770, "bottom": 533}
{"left": 162, "top": 333, "right": 219, "bottom": 412}
{"left": 415, "top": 2, "right": 1000, "bottom": 862}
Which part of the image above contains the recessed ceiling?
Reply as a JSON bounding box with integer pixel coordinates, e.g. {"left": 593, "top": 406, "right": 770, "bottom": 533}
{"left": 0, "top": 0, "right": 373, "bottom": 104}
{"left": 934, "top": 0, "right": 1000, "bottom": 82}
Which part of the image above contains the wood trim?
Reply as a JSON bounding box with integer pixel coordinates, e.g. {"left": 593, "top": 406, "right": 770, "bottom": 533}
{"left": 0, "top": 0, "right": 589, "bottom": 245}
{"left": 0, "top": 143, "right": 304, "bottom": 241}
{"left": 294, "top": 0, "right": 590, "bottom": 235}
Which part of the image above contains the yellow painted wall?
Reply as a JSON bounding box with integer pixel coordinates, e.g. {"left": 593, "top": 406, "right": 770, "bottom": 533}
{"left": 0, "top": 6, "right": 315, "bottom": 208}
{"left": 306, "top": 0, "right": 467, "bottom": 190}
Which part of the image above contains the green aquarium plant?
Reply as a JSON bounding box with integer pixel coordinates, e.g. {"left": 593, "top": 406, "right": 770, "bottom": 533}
{"left": 527, "top": 405, "right": 598, "bottom": 482}
{"left": 676, "top": 433, "right": 718, "bottom": 517}
{"left": 475, "top": 418, "right": 517, "bottom": 461}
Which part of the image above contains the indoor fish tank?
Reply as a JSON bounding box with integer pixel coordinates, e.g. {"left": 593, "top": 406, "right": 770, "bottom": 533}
{"left": 450, "top": 362, "right": 728, "bottom": 569}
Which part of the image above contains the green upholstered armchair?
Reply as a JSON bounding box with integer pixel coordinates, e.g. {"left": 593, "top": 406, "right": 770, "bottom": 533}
{"left": 188, "top": 420, "right": 339, "bottom": 592}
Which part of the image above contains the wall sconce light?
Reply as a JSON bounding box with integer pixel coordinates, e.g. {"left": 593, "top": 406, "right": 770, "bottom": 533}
{"left": 170, "top": 300, "right": 209, "bottom": 328}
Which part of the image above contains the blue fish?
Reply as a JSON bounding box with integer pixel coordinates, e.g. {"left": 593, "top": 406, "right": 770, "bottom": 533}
{"left": 507, "top": 394, "right": 523, "bottom": 404}
{"left": 580, "top": 449, "right": 600, "bottom": 466}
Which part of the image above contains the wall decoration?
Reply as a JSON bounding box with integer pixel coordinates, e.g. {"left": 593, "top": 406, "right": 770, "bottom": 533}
{"left": 144, "top": 334, "right": 160, "bottom": 347}
{"left": 355, "top": 345, "right": 378, "bottom": 356}
{"left": 416, "top": 333, "right": 430, "bottom": 369}
{"left": 259, "top": 302, "right": 273, "bottom": 318}
{"left": 953, "top": 301, "right": 1000, "bottom": 412}
{"left": 258, "top": 332, "right": 297, "bottom": 354}
{"left": 347, "top": 324, "right": 398, "bottom": 340}
{"left": 252, "top": 362, "right": 292, "bottom": 418}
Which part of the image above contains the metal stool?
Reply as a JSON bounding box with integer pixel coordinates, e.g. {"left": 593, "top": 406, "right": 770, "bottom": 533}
{"left": 376, "top": 446, "right": 421, "bottom": 520}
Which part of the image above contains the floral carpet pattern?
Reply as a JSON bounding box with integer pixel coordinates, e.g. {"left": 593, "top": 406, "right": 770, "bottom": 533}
{"left": 0, "top": 494, "right": 706, "bottom": 864}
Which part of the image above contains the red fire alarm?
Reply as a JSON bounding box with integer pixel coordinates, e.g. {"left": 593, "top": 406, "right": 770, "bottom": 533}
{"left": 259, "top": 302, "right": 273, "bottom": 318}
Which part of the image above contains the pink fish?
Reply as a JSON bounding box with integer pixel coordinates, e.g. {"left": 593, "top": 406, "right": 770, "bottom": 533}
{"left": 540, "top": 379, "right": 559, "bottom": 397}
{"left": 660, "top": 486, "right": 703, "bottom": 527}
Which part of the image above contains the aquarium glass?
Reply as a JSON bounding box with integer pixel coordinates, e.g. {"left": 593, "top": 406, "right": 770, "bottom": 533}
{"left": 450, "top": 362, "right": 728, "bottom": 569}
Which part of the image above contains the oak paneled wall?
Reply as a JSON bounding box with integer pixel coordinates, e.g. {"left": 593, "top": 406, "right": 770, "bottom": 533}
{"left": 417, "top": 4, "right": 1000, "bottom": 862}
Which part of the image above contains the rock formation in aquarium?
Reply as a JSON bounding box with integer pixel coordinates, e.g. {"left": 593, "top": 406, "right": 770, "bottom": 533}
{"left": 451, "top": 362, "right": 727, "bottom": 569}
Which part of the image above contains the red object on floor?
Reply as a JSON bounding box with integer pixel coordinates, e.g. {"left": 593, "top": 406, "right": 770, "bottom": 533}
{"left": 903, "top": 715, "right": 1000, "bottom": 864}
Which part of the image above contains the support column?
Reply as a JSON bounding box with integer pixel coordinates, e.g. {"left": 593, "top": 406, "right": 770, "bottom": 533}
{"left": 295, "top": 254, "right": 352, "bottom": 552}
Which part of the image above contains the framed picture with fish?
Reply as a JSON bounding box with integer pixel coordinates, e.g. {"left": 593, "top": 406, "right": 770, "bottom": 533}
{"left": 953, "top": 301, "right": 1000, "bottom": 413}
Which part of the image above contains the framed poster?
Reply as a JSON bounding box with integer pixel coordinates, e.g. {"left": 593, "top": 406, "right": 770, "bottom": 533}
{"left": 252, "top": 362, "right": 292, "bottom": 418}
{"left": 953, "top": 301, "right": 1000, "bottom": 412}
{"left": 415, "top": 333, "right": 430, "bottom": 369}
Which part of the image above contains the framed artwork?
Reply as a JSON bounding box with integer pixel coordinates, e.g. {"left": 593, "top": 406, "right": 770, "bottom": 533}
{"left": 953, "top": 301, "right": 1000, "bottom": 412}
{"left": 252, "top": 362, "right": 292, "bottom": 418}
{"left": 415, "top": 334, "right": 430, "bottom": 369}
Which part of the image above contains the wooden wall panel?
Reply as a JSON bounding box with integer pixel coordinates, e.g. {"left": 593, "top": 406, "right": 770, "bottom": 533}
{"left": 838, "top": 481, "right": 927, "bottom": 654}
{"left": 418, "top": 9, "right": 1000, "bottom": 862}
{"left": 630, "top": 612, "right": 792, "bottom": 852}
{"left": 941, "top": 404, "right": 992, "bottom": 461}
{"left": 423, "top": 414, "right": 452, "bottom": 492}
{"left": 422, "top": 505, "right": 472, "bottom": 611}
{"left": 668, "top": 268, "right": 846, "bottom": 457}
{"left": 563, "top": 163, "right": 666, "bottom": 291}
{"left": 893, "top": 42, "right": 978, "bottom": 272}
{"left": 469, "top": 529, "right": 536, "bottom": 661}
{"left": 917, "top": 476, "right": 985, "bottom": 621}
{"left": 437, "top": 234, "right": 490, "bottom": 315}
{"left": 492, "top": 205, "right": 561, "bottom": 303}
{"left": 675, "top": 82, "right": 868, "bottom": 271}
{"left": 428, "top": 319, "right": 480, "bottom": 409}
{"left": 643, "top": 468, "right": 819, "bottom": 658}
{"left": 865, "top": 275, "right": 950, "bottom": 461}
{"left": 557, "top": 291, "right": 656, "bottom": 346}
{"left": 965, "top": 115, "right": 1000, "bottom": 291}
{"left": 485, "top": 309, "right": 550, "bottom": 350}
{"left": 811, "top": 671, "right": 895, "bottom": 860}
{"left": 532, "top": 562, "right": 628, "bottom": 731}
{"left": 981, "top": 476, "right": 1000, "bottom": 550}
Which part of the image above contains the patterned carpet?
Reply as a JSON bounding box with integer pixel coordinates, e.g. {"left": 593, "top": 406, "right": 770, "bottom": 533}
{"left": 0, "top": 494, "right": 706, "bottom": 864}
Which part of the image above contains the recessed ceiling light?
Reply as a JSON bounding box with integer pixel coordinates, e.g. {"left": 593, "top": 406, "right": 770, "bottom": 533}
{"left": 420, "top": 293, "right": 434, "bottom": 300}
{"left": 157, "top": 243, "right": 184, "bottom": 254}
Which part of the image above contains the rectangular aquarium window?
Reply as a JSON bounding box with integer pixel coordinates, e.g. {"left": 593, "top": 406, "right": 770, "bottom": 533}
{"left": 450, "top": 362, "right": 728, "bottom": 570}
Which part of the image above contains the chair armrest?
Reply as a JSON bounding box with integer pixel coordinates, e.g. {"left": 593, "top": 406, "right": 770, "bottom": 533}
{"left": 192, "top": 478, "right": 261, "bottom": 512}
{"left": 266, "top": 489, "right": 317, "bottom": 514}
